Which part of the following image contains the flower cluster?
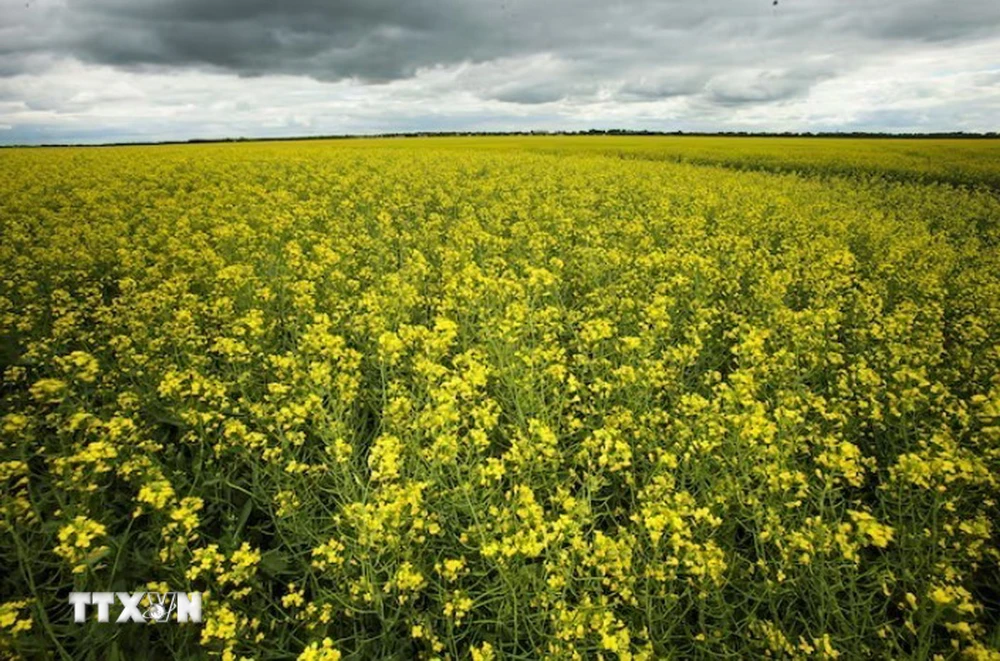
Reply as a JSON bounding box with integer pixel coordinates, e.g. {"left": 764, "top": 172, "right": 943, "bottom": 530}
{"left": 1, "top": 136, "right": 999, "bottom": 658}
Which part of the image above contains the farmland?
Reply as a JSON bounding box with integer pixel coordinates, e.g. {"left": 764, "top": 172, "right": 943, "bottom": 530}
{"left": 1, "top": 136, "right": 1000, "bottom": 659}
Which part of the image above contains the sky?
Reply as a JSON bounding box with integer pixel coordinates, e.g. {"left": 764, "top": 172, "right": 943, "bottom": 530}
{"left": 0, "top": 0, "right": 998, "bottom": 144}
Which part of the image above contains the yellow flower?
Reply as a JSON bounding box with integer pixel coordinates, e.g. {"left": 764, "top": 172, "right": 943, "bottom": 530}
{"left": 53, "top": 516, "right": 108, "bottom": 573}
{"left": 0, "top": 600, "right": 33, "bottom": 634}
{"left": 281, "top": 584, "right": 305, "bottom": 609}
{"left": 29, "top": 378, "right": 68, "bottom": 404}
{"left": 137, "top": 478, "right": 176, "bottom": 511}
{"left": 436, "top": 557, "right": 466, "bottom": 582}
{"left": 470, "top": 641, "right": 496, "bottom": 661}
{"left": 297, "top": 638, "right": 341, "bottom": 661}
{"left": 392, "top": 562, "right": 426, "bottom": 593}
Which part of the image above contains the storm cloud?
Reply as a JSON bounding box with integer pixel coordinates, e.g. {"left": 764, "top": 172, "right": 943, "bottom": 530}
{"left": 0, "top": 0, "right": 998, "bottom": 142}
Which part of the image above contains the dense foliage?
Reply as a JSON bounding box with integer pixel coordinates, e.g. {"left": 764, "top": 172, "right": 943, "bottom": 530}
{"left": 2, "top": 137, "right": 999, "bottom": 659}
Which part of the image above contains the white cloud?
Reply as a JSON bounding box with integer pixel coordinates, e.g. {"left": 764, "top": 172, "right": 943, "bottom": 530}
{"left": 0, "top": 0, "right": 998, "bottom": 142}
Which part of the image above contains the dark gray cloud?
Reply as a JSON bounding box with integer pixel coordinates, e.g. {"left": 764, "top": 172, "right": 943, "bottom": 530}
{"left": 705, "top": 65, "right": 837, "bottom": 106}
{"left": 64, "top": 0, "right": 468, "bottom": 81}
{"left": 620, "top": 70, "right": 707, "bottom": 101}
{"left": 3, "top": 0, "right": 989, "bottom": 89}
{"left": 490, "top": 83, "right": 570, "bottom": 106}
{"left": 83, "top": 0, "right": 712, "bottom": 88}
{"left": 0, "top": 0, "right": 998, "bottom": 142}
{"left": 857, "top": 0, "right": 1000, "bottom": 42}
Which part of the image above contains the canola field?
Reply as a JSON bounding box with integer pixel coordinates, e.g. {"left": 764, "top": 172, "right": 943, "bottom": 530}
{"left": 1, "top": 136, "right": 1000, "bottom": 660}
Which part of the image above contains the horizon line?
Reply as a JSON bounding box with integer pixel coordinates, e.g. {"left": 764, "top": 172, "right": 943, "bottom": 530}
{"left": 3, "top": 128, "right": 999, "bottom": 149}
